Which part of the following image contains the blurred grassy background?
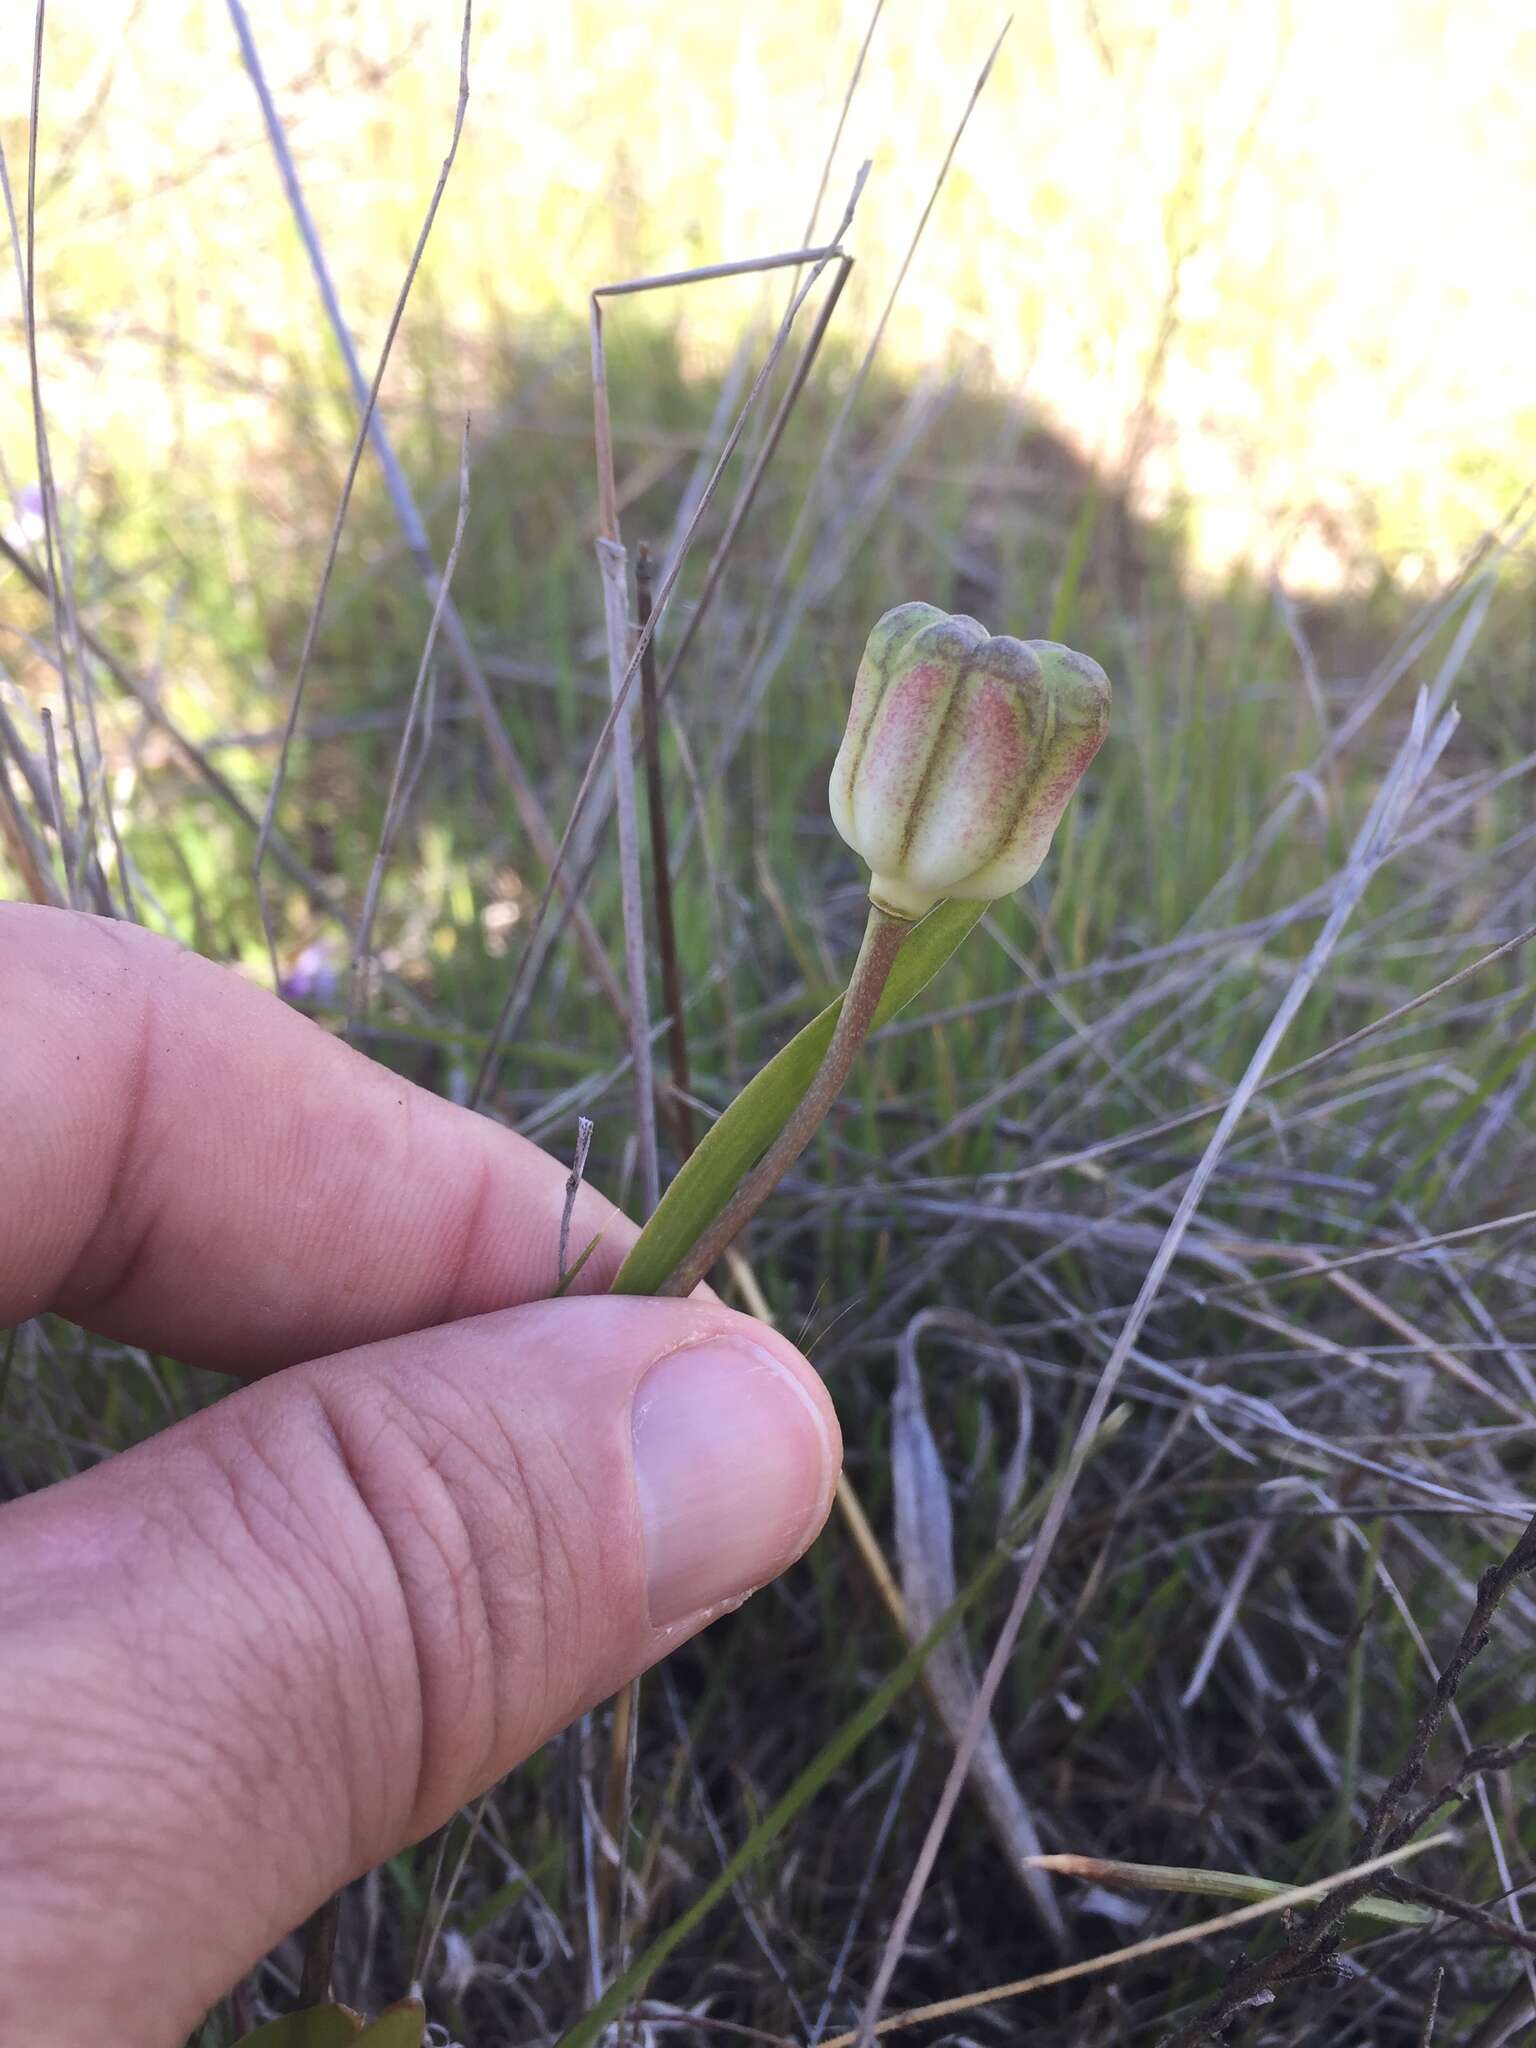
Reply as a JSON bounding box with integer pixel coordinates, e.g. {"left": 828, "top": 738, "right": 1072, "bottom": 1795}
{"left": 4, "top": 4, "right": 1536, "bottom": 2044}
{"left": 9, "top": 0, "right": 1536, "bottom": 593}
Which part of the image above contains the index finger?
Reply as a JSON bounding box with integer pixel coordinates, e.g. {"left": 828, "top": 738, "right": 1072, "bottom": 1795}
{"left": 1, "top": 904, "right": 635, "bottom": 1374}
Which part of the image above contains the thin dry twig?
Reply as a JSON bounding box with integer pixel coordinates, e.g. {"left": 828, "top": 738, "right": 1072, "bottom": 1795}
{"left": 808, "top": 1738, "right": 921, "bottom": 2048}
{"left": 1387, "top": 1880, "right": 1536, "bottom": 1956}
{"left": 558, "top": 1117, "right": 596, "bottom": 1290}
{"left": 592, "top": 544, "right": 659, "bottom": 1217}
{"left": 1464, "top": 1975, "right": 1536, "bottom": 2048}
{"left": 1418, "top": 1964, "right": 1445, "bottom": 2047}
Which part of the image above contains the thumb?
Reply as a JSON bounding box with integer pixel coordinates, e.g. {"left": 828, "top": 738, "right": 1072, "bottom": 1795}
{"left": 0, "top": 1294, "right": 839, "bottom": 2046}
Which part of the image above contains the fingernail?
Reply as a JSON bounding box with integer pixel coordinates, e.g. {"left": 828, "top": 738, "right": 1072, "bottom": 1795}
{"left": 632, "top": 1340, "right": 837, "bottom": 1627}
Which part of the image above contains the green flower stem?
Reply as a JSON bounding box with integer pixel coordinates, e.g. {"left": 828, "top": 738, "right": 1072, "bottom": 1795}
{"left": 611, "top": 901, "right": 983, "bottom": 1300}
{"left": 656, "top": 903, "right": 913, "bottom": 1298}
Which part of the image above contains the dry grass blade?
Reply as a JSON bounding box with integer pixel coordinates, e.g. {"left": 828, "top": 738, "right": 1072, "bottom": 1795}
{"left": 559, "top": 1117, "right": 596, "bottom": 1288}
{"left": 1185, "top": 554, "right": 1507, "bottom": 932}
{"left": 855, "top": 692, "right": 1462, "bottom": 2045}
{"left": 410, "top": 1789, "right": 493, "bottom": 1996}
{"left": 890, "top": 1309, "right": 1063, "bottom": 1944}
{"left": 347, "top": 420, "right": 472, "bottom": 1034}
{"left": 657, "top": 255, "right": 853, "bottom": 706}
{"left": 591, "top": 509, "right": 659, "bottom": 1209}
{"left": 925, "top": 919, "right": 1536, "bottom": 1193}
{"left": 1178, "top": 1518, "right": 1274, "bottom": 1708}
{"left": 470, "top": 182, "right": 869, "bottom": 1110}
{"left": 637, "top": 545, "right": 694, "bottom": 1157}
{"left": 798, "top": 0, "right": 887, "bottom": 247}
{"left": 0, "top": 740, "right": 59, "bottom": 904}
{"left": 39, "top": 705, "right": 66, "bottom": 883}
{"left": 702, "top": 371, "right": 954, "bottom": 794}
{"left": 653, "top": 0, "right": 874, "bottom": 699}
{"left": 588, "top": 347, "right": 676, "bottom": 1988}
{"left": 808, "top": 1738, "right": 920, "bottom": 2048}
{"left": 232, "top": 0, "right": 606, "bottom": 1024}
{"left": 740, "top": 13, "right": 1010, "bottom": 689}
{"left": 1149, "top": 1205, "right": 1536, "bottom": 1322}
{"left": 990, "top": 1198, "right": 1536, "bottom": 1379}
{"left": 1163, "top": 1510, "right": 1536, "bottom": 2042}
{"left": 0, "top": 531, "right": 362, "bottom": 930}
{"left": 3, "top": 24, "right": 126, "bottom": 916}
{"left": 819, "top": 1833, "right": 1455, "bottom": 2048}
{"left": 231, "top": 0, "right": 476, "bottom": 989}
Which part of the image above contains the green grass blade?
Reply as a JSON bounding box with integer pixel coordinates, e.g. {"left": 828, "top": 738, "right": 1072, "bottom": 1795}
{"left": 611, "top": 900, "right": 984, "bottom": 1296}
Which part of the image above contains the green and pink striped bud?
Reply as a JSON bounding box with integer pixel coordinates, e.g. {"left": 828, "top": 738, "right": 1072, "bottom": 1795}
{"left": 829, "top": 603, "right": 1112, "bottom": 919}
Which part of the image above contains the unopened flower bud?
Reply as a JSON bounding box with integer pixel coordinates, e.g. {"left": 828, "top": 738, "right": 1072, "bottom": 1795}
{"left": 829, "top": 602, "right": 1111, "bottom": 919}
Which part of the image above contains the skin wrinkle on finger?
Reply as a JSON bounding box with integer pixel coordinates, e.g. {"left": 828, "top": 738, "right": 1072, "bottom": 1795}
{"left": 0, "top": 1508, "right": 315, "bottom": 2009}
{"left": 134, "top": 1409, "right": 398, "bottom": 1905}
{"left": 434, "top": 1145, "right": 506, "bottom": 1328}
{"left": 314, "top": 1367, "right": 534, "bottom": 1841}
{"left": 0, "top": 904, "right": 635, "bottom": 1372}
{"left": 195, "top": 1393, "right": 416, "bottom": 1873}
{"left": 305, "top": 1381, "right": 472, "bottom": 1857}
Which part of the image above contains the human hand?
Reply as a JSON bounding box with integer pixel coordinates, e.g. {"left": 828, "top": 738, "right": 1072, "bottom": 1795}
{"left": 0, "top": 904, "right": 840, "bottom": 2045}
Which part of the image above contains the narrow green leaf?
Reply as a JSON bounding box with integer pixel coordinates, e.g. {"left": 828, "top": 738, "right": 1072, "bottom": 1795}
{"left": 553, "top": 1229, "right": 605, "bottom": 1296}
{"left": 1046, "top": 485, "right": 1101, "bottom": 642}
{"left": 231, "top": 2007, "right": 363, "bottom": 2048}
{"left": 354, "top": 2002, "right": 427, "bottom": 2045}
{"left": 232, "top": 2002, "right": 425, "bottom": 2048}
{"left": 1027, "top": 1853, "right": 1430, "bottom": 1929}
{"left": 611, "top": 900, "right": 985, "bottom": 1296}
